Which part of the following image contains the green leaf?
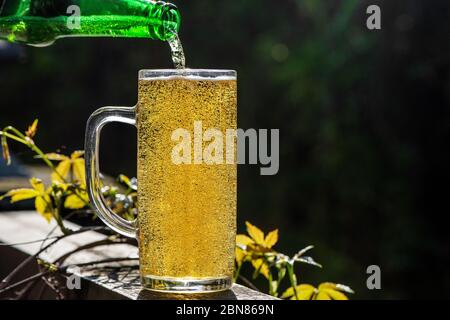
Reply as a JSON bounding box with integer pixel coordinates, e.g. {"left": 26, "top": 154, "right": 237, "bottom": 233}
{"left": 277, "top": 266, "right": 287, "bottom": 285}
{"left": 118, "top": 174, "right": 132, "bottom": 188}
{"left": 251, "top": 258, "right": 270, "bottom": 279}
{"left": 122, "top": 211, "right": 136, "bottom": 221}
{"left": 270, "top": 281, "right": 278, "bottom": 295}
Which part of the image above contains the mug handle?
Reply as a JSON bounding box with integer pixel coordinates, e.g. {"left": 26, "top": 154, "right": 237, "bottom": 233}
{"left": 85, "top": 106, "right": 137, "bottom": 238}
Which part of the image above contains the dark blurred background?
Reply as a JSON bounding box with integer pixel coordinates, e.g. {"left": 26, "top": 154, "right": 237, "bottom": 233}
{"left": 1, "top": 0, "right": 450, "bottom": 299}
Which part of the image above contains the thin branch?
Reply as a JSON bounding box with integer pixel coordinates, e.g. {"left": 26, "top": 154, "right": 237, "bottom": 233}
{"left": 0, "top": 126, "right": 65, "bottom": 181}
{"left": 38, "top": 210, "right": 85, "bottom": 251}
{"left": 0, "top": 130, "right": 27, "bottom": 144}
{"left": 35, "top": 280, "right": 48, "bottom": 300}
{"left": 55, "top": 237, "right": 135, "bottom": 266}
{"left": 0, "top": 236, "right": 61, "bottom": 247}
{"left": 40, "top": 274, "right": 66, "bottom": 299}
{"left": 0, "top": 257, "right": 137, "bottom": 297}
{"left": 0, "top": 238, "right": 59, "bottom": 290}
{"left": 293, "top": 245, "right": 314, "bottom": 259}
{"left": 0, "top": 271, "right": 50, "bottom": 294}
{"left": 61, "top": 257, "right": 139, "bottom": 270}
{"left": 0, "top": 226, "right": 107, "bottom": 290}
{"left": 3, "top": 126, "right": 27, "bottom": 140}
{"left": 39, "top": 225, "right": 60, "bottom": 251}
{"left": 238, "top": 275, "right": 261, "bottom": 292}
{"left": 13, "top": 279, "right": 40, "bottom": 300}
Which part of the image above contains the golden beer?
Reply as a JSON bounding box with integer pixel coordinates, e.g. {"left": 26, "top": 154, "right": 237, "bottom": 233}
{"left": 85, "top": 69, "right": 237, "bottom": 292}
{"left": 137, "top": 73, "right": 237, "bottom": 289}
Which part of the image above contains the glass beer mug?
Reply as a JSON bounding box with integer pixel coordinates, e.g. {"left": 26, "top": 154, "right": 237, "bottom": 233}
{"left": 85, "top": 69, "right": 237, "bottom": 292}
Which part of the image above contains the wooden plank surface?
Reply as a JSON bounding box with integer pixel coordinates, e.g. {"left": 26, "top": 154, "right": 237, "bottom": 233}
{"left": 0, "top": 211, "right": 277, "bottom": 300}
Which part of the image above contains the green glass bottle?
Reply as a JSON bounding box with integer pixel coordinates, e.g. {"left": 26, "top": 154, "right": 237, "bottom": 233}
{"left": 0, "top": 0, "right": 180, "bottom": 46}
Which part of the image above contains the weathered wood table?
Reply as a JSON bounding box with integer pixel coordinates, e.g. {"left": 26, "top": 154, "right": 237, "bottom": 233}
{"left": 0, "top": 211, "right": 277, "bottom": 300}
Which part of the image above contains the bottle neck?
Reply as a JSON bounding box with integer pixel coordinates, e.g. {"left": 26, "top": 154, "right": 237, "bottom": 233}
{"left": 0, "top": 0, "right": 180, "bottom": 46}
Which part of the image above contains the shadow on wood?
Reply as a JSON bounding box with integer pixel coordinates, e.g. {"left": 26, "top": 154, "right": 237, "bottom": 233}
{"left": 137, "top": 289, "right": 238, "bottom": 300}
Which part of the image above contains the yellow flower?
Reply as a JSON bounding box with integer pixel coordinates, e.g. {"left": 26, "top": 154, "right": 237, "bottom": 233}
{"left": 0, "top": 178, "right": 53, "bottom": 222}
{"left": 281, "top": 282, "right": 354, "bottom": 300}
{"left": 235, "top": 221, "right": 279, "bottom": 279}
{"left": 25, "top": 119, "right": 38, "bottom": 138}
{"left": 45, "top": 151, "right": 85, "bottom": 185}
{"left": 64, "top": 190, "right": 89, "bottom": 209}
{"left": 50, "top": 180, "right": 88, "bottom": 210}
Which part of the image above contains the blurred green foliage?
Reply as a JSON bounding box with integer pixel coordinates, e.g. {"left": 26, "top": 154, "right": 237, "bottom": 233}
{"left": 1, "top": 0, "right": 450, "bottom": 298}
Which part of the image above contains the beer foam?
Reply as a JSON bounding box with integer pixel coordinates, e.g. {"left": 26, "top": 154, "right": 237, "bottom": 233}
{"left": 139, "top": 69, "right": 236, "bottom": 81}
{"left": 140, "top": 75, "right": 236, "bottom": 81}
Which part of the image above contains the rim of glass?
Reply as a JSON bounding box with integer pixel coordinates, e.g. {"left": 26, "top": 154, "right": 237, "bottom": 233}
{"left": 139, "top": 69, "right": 236, "bottom": 80}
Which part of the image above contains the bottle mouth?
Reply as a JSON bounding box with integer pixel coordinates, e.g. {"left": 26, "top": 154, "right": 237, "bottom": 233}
{"left": 149, "top": 1, "right": 181, "bottom": 41}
